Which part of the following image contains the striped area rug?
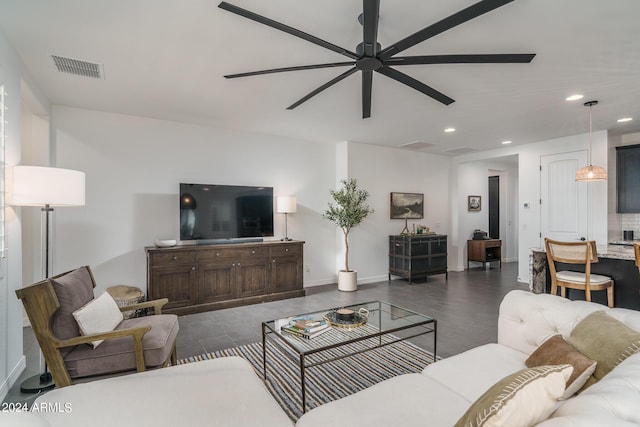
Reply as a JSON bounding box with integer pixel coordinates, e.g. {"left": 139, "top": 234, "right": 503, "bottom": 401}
{"left": 179, "top": 331, "right": 435, "bottom": 421}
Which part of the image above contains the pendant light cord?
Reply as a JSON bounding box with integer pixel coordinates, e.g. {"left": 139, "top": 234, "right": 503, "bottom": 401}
{"left": 589, "top": 104, "right": 593, "bottom": 166}
{"left": 584, "top": 100, "right": 598, "bottom": 167}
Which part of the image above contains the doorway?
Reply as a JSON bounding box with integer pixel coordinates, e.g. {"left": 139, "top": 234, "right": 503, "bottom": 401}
{"left": 488, "top": 175, "right": 500, "bottom": 239}
{"left": 540, "top": 151, "right": 588, "bottom": 243}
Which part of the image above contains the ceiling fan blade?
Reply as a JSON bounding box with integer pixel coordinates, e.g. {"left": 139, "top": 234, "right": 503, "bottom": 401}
{"left": 287, "top": 67, "right": 358, "bottom": 110}
{"left": 379, "top": 0, "right": 515, "bottom": 60}
{"left": 224, "top": 62, "right": 355, "bottom": 79}
{"left": 362, "top": 70, "right": 373, "bottom": 118}
{"left": 362, "top": 0, "right": 380, "bottom": 56}
{"left": 219, "top": 2, "right": 359, "bottom": 60}
{"left": 376, "top": 66, "right": 454, "bottom": 105}
{"left": 385, "top": 53, "right": 536, "bottom": 66}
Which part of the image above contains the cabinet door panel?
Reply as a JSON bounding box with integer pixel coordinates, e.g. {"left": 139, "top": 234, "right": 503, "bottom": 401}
{"left": 150, "top": 265, "right": 196, "bottom": 309}
{"left": 617, "top": 145, "right": 640, "bottom": 213}
{"left": 199, "top": 262, "right": 234, "bottom": 303}
{"left": 236, "top": 260, "right": 269, "bottom": 298}
{"left": 271, "top": 256, "right": 300, "bottom": 292}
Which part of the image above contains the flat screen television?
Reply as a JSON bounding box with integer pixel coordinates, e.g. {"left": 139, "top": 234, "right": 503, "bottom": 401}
{"left": 180, "top": 183, "right": 274, "bottom": 242}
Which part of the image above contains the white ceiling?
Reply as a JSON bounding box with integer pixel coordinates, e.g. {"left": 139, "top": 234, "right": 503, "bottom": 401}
{"left": 1, "top": 0, "right": 639, "bottom": 154}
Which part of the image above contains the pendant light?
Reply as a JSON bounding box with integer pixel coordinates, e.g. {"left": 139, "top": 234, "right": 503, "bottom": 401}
{"left": 575, "top": 100, "right": 607, "bottom": 182}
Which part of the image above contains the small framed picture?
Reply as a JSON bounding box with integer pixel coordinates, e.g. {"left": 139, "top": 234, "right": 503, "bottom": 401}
{"left": 468, "top": 195, "right": 481, "bottom": 212}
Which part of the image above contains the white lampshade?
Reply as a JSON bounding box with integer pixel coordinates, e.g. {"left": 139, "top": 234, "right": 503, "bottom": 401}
{"left": 276, "top": 196, "right": 297, "bottom": 214}
{"left": 9, "top": 166, "right": 86, "bottom": 207}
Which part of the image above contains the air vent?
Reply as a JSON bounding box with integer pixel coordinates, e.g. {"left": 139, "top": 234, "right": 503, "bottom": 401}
{"left": 51, "top": 55, "right": 103, "bottom": 79}
{"left": 397, "top": 141, "right": 435, "bottom": 151}
{"left": 442, "top": 147, "right": 478, "bottom": 155}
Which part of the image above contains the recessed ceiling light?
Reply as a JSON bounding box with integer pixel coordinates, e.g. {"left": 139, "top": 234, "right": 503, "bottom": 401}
{"left": 444, "top": 127, "right": 456, "bottom": 133}
{"left": 566, "top": 94, "right": 584, "bottom": 101}
{"left": 501, "top": 140, "right": 512, "bottom": 145}
{"left": 617, "top": 117, "right": 633, "bottom": 123}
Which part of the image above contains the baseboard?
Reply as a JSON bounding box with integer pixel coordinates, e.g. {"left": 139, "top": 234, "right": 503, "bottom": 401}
{"left": 303, "top": 278, "right": 336, "bottom": 288}
{"left": 0, "top": 355, "right": 26, "bottom": 403}
{"left": 303, "top": 274, "right": 389, "bottom": 288}
{"left": 357, "top": 274, "right": 388, "bottom": 285}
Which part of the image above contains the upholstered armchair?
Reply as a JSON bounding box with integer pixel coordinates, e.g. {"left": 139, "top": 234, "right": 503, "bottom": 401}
{"left": 16, "top": 266, "right": 179, "bottom": 388}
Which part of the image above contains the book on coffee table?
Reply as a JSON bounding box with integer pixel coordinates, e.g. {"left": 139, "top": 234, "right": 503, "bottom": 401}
{"left": 281, "top": 324, "right": 331, "bottom": 339}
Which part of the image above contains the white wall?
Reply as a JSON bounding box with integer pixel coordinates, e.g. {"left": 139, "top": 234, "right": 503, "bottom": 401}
{"left": 51, "top": 107, "right": 610, "bottom": 292}
{"left": 51, "top": 110, "right": 454, "bottom": 292}
{"left": 452, "top": 130, "right": 608, "bottom": 283}
{"left": 51, "top": 106, "right": 342, "bottom": 292}
{"left": 452, "top": 158, "right": 519, "bottom": 270}
{"left": 0, "top": 30, "right": 50, "bottom": 402}
{"left": 345, "top": 142, "right": 451, "bottom": 282}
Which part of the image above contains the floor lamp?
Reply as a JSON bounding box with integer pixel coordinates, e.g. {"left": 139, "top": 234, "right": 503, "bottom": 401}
{"left": 276, "top": 196, "right": 296, "bottom": 241}
{"left": 9, "top": 165, "right": 86, "bottom": 393}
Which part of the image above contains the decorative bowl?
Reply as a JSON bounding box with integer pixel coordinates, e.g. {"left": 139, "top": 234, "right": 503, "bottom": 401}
{"left": 155, "top": 239, "right": 177, "bottom": 248}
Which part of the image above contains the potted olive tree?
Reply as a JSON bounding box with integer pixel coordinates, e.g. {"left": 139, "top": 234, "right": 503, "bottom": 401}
{"left": 324, "top": 178, "right": 374, "bottom": 291}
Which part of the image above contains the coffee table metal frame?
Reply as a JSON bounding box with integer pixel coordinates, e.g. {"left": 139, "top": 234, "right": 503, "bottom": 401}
{"left": 261, "top": 300, "right": 437, "bottom": 413}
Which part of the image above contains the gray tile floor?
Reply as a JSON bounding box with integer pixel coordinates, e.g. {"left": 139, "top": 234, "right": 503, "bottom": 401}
{"left": 5, "top": 261, "right": 525, "bottom": 405}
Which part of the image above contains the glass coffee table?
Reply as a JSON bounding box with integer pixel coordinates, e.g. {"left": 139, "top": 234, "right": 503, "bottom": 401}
{"left": 261, "top": 301, "right": 437, "bottom": 413}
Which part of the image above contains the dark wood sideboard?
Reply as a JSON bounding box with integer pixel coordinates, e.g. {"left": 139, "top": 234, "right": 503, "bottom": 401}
{"left": 146, "top": 240, "right": 305, "bottom": 315}
{"left": 388, "top": 234, "right": 448, "bottom": 284}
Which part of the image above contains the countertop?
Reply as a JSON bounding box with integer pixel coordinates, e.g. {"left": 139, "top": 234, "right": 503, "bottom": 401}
{"left": 530, "top": 244, "right": 636, "bottom": 261}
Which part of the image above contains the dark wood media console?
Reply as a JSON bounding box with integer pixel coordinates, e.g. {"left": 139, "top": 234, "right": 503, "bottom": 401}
{"left": 146, "top": 240, "right": 305, "bottom": 315}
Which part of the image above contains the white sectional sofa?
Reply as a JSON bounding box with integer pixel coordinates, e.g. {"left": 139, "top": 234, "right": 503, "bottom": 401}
{"left": 297, "top": 290, "right": 640, "bottom": 427}
{"left": 5, "top": 290, "right": 640, "bottom": 426}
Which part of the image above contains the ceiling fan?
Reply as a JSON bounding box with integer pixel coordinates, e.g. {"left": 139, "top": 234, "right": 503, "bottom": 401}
{"left": 219, "top": 0, "right": 535, "bottom": 118}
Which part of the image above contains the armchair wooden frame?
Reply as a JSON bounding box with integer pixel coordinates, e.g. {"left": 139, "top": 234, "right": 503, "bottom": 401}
{"left": 544, "top": 238, "right": 614, "bottom": 308}
{"left": 16, "top": 267, "right": 177, "bottom": 388}
{"left": 634, "top": 243, "right": 640, "bottom": 275}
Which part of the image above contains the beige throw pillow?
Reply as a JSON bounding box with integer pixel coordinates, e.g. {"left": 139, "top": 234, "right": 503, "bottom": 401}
{"left": 454, "top": 364, "right": 573, "bottom": 427}
{"left": 525, "top": 334, "right": 596, "bottom": 399}
{"left": 568, "top": 311, "right": 640, "bottom": 389}
{"left": 72, "top": 292, "right": 123, "bottom": 348}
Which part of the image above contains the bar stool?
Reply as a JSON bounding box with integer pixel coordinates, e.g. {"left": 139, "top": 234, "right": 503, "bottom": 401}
{"left": 544, "top": 238, "right": 614, "bottom": 308}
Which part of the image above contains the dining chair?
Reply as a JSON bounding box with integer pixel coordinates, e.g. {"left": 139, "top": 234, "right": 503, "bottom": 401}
{"left": 544, "top": 238, "right": 614, "bottom": 308}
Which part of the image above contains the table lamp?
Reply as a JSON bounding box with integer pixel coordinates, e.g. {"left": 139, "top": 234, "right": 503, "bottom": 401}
{"left": 276, "top": 196, "right": 296, "bottom": 241}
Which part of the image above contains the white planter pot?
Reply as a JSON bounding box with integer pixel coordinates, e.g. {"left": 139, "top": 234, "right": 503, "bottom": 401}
{"left": 338, "top": 270, "right": 357, "bottom": 292}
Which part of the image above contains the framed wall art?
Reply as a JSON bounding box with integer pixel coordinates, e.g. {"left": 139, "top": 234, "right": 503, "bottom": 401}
{"left": 468, "top": 195, "right": 481, "bottom": 212}
{"left": 390, "top": 192, "right": 424, "bottom": 219}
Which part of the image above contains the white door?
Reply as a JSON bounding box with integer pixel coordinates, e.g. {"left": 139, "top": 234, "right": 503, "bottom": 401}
{"left": 540, "top": 151, "right": 588, "bottom": 243}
